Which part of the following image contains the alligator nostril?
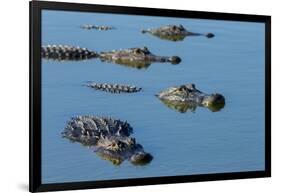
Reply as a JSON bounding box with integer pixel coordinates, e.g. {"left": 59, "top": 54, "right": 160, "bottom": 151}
{"left": 210, "top": 94, "right": 225, "bottom": 105}
{"left": 170, "top": 56, "right": 181, "bottom": 64}
{"left": 130, "top": 152, "right": 153, "bottom": 165}
{"left": 206, "top": 33, "right": 215, "bottom": 38}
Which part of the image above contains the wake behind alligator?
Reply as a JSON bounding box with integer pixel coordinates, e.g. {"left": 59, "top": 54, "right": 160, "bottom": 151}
{"left": 86, "top": 82, "right": 142, "bottom": 93}
{"left": 142, "top": 25, "right": 215, "bottom": 41}
{"left": 62, "top": 116, "right": 153, "bottom": 165}
{"left": 157, "top": 83, "right": 225, "bottom": 112}
{"left": 41, "top": 45, "right": 98, "bottom": 61}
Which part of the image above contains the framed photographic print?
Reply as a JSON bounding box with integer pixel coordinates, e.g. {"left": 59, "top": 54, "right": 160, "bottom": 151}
{"left": 30, "top": 1, "right": 271, "bottom": 192}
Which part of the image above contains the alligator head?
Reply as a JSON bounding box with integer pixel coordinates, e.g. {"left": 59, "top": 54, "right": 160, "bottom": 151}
{"left": 157, "top": 84, "right": 225, "bottom": 112}
{"left": 142, "top": 25, "right": 215, "bottom": 41}
{"left": 95, "top": 136, "right": 153, "bottom": 165}
{"left": 99, "top": 47, "right": 181, "bottom": 69}
{"left": 62, "top": 116, "right": 153, "bottom": 165}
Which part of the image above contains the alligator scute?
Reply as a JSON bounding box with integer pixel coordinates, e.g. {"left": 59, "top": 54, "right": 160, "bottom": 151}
{"left": 86, "top": 83, "right": 142, "bottom": 93}
{"left": 80, "top": 24, "right": 114, "bottom": 30}
{"left": 41, "top": 45, "right": 98, "bottom": 61}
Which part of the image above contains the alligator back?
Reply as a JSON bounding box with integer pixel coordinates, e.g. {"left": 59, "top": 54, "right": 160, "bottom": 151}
{"left": 62, "top": 116, "right": 133, "bottom": 146}
{"left": 41, "top": 45, "right": 98, "bottom": 61}
{"left": 80, "top": 24, "right": 114, "bottom": 30}
{"left": 86, "top": 83, "right": 142, "bottom": 93}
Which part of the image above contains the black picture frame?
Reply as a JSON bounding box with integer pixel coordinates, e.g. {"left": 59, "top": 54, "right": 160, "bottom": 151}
{"left": 29, "top": 1, "right": 271, "bottom": 192}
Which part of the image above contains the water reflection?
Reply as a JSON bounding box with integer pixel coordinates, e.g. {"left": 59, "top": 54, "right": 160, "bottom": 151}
{"left": 158, "top": 97, "right": 225, "bottom": 113}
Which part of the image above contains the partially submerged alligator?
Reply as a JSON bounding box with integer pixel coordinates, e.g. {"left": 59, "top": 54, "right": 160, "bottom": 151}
{"left": 62, "top": 116, "right": 153, "bottom": 165}
{"left": 156, "top": 84, "right": 225, "bottom": 112}
{"left": 86, "top": 82, "right": 142, "bottom": 93}
{"left": 142, "top": 25, "right": 215, "bottom": 41}
{"left": 80, "top": 24, "right": 114, "bottom": 30}
{"left": 41, "top": 45, "right": 98, "bottom": 61}
{"left": 99, "top": 47, "right": 181, "bottom": 68}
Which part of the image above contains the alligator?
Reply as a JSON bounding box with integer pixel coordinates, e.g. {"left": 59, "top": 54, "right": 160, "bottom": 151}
{"left": 85, "top": 82, "right": 142, "bottom": 93}
{"left": 142, "top": 25, "right": 215, "bottom": 41}
{"left": 98, "top": 47, "right": 181, "bottom": 69}
{"left": 80, "top": 24, "right": 114, "bottom": 30}
{"left": 41, "top": 45, "right": 98, "bottom": 61}
{"left": 62, "top": 116, "right": 153, "bottom": 165}
{"left": 156, "top": 84, "right": 225, "bottom": 112}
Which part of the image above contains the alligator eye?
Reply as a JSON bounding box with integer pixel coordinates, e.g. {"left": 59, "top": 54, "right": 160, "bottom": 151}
{"left": 111, "top": 142, "right": 117, "bottom": 148}
{"left": 134, "top": 49, "right": 142, "bottom": 54}
{"left": 179, "top": 85, "right": 186, "bottom": 91}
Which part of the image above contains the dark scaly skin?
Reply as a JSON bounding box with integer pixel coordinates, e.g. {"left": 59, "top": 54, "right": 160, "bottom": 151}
{"left": 142, "top": 25, "right": 215, "bottom": 41}
{"left": 86, "top": 83, "right": 142, "bottom": 93}
{"left": 156, "top": 84, "right": 225, "bottom": 112}
{"left": 41, "top": 45, "right": 98, "bottom": 61}
{"left": 80, "top": 24, "right": 114, "bottom": 30}
{"left": 62, "top": 116, "right": 153, "bottom": 165}
{"left": 99, "top": 47, "right": 181, "bottom": 69}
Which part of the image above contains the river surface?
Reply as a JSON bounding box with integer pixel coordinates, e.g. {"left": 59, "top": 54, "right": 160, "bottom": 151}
{"left": 41, "top": 10, "right": 265, "bottom": 183}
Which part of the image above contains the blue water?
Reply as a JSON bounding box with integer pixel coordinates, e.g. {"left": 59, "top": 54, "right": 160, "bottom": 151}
{"left": 41, "top": 10, "right": 265, "bottom": 184}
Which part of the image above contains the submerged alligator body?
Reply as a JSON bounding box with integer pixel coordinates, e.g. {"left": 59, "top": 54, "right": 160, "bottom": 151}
{"left": 41, "top": 45, "right": 98, "bottom": 61}
{"left": 142, "top": 25, "right": 215, "bottom": 41}
{"left": 62, "top": 116, "right": 153, "bottom": 165}
{"left": 157, "top": 84, "right": 225, "bottom": 112}
{"left": 99, "top": 47, "right": 181, "bottom": 69}
{"left": 158, "top": 99, "right": 199, "bottom": 113}
{"left": 86, "top": 82, "right": 142, "bottom": 93}
{"left": 80, "top": 24, "right": 114, "bottom": 30}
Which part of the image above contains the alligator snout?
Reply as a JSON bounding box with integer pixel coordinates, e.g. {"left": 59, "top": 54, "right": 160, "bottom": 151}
{"left": 130, "top": 152, "right": 153, "bottom": 165}
{"left": 211, "top": 93, "right": 225, "bottom": 104}
{"left": 206, "top": 33, "right": 215, "bottom": 38}
{"left": 201, "top": 94, "right": 225, "bottom": 112}
{"left": 202, "top": 93, "right": 225, "bottom": 107}
{"left": 168, "top": 56, "right": 181, "bottom": 64}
